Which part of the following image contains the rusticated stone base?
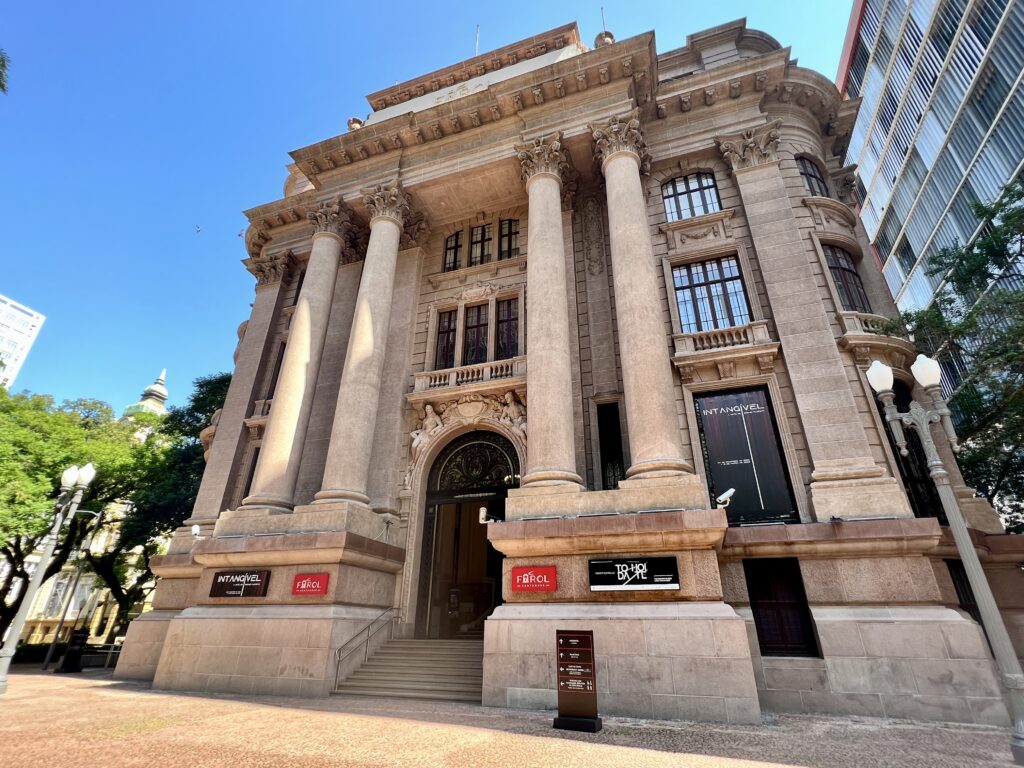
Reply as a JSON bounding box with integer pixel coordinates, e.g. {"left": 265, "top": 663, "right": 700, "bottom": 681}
{"left": 482, "top": 601, "right": 761, "bottom": 723}
{"left": 745, "top": 605, "right": 1009, "bottom": 725}
{"left": 114, "top": 610, "right": 179, "bottom": 681}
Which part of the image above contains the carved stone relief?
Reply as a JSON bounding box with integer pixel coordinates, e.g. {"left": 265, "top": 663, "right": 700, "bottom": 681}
{"left": 591, "top": 108, "right": 651, "bottom": 175}
{"left": 581, "top": 197, "right": 606, "bottom": 276}
{"left": 714, "top": 119, "right": 783, "bottom": 172}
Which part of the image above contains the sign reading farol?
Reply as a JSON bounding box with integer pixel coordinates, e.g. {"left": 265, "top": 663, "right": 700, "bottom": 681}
{"left": 209, "top": 569, "right": 271, "bottom": 598}
{"left": 292, "top": 572, "right": 330, "bottom": 596}
{"left": 511, "top": 565, "right": 557, "bottom": 592}
{"left": 588, "top": 557, "right": 680, "bottom": 591}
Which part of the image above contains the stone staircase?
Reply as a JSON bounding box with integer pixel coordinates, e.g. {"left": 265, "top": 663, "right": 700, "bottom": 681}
{"left": 333, "top": 636, "right": 484, "bottom": 702}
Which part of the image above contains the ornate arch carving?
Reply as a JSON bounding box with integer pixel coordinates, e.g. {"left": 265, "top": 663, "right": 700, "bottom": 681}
{"left": 427, "top": 431, "right": 520, "bottom": 494}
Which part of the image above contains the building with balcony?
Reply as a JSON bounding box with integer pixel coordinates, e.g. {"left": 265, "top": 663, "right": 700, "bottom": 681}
{"left": 838, "top": 0, "right": 1024, "bottom": 312}
{"left": 116, "top": 19, "right": 1022, "bottom": 726}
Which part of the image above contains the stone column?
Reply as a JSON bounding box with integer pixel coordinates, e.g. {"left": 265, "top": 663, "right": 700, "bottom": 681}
{"left": 315, "top": 182, "right": 409, "bottom": 506}
{"left": 714, "top": 120, "right": 910, "bottom": 520}
{"left": 241, "top": 199, "right": 350, "bottom": 513}
{"left": 515, "top": 134, "right": 583, "bottom": 488}
{"left": 190, "top": 242, "right": 293, "bottom": 523}
{"left": 592, "top": 111, "right": 692, "bottom": 479}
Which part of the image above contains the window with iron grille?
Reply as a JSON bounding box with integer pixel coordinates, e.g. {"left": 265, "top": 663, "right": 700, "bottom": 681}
{"left": 743, "top": 558, "right": 819, "bottom": 657}
{"left": 470, "top": 224, "right": 493, "bottom": 266}
{"left": 463, "top": 304, "right": 488, "bottom": 366}
{"left": 443, "top": 231, "right": 463, "bottom": 272}
{"left": 435, "top": 310, "right": 457, "bottom": 369}
{"left": 824, "top": 245, "right": 873, "bottom": 313}
{"left": 662, "top": 172, "right": 721, "bottom": 222}
{"left": 672, "top": 256, "right": 751, "bottom": 334}
{"left": 498, "top": 219, "right": 520, "bottom": 260}
{"left": 798, "top": 157, "right": 830, "bottom": 197}
{"left": 496, "top": 298, "right": 518, "bottom": 360}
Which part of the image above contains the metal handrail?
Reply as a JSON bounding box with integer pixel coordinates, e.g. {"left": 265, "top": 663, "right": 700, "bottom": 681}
{"left": 333, "top": 607, "right": 399, "bottom": 688}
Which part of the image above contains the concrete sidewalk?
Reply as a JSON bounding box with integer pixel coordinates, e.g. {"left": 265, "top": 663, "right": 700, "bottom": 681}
{"left": 0, "top": 668, "right": 1013, "bottom": 767}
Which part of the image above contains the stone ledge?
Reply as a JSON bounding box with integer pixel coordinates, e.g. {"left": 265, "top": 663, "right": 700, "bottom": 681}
{"left": 720, "top": 517, "right": 942, "bottom": 559}
{"left": 190, "top": 530, "right": 405, "bottom": 571}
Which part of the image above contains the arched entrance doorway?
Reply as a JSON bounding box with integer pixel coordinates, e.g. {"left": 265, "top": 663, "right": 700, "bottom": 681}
{"left": 415, "top": 430, "right": 519, "bottom": 638}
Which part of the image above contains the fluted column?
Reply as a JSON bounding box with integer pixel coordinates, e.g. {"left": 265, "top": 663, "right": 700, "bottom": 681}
{"left": 315, "top": 182, "right": 409, "bottom": 506}
{"left": 592, "top": 110, "right": 692, "bottom": 478}
{"left": 241, "top": 199, "right": 350, "bottom": 512}
{"left": 515, "top": 134, "right": 583, "bottom": 488}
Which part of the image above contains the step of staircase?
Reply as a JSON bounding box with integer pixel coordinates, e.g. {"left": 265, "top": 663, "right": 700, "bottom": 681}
{"left": 334, "top": 636, "right": 484, "bottom": 703}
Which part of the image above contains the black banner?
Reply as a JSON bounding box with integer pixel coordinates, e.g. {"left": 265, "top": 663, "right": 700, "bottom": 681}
{"left": 588, "top": 557, "right": 680, "bottom": 591}
{"left": 694, "top": 387, "right": 796, "bottom": 525}
{"left": 209, "top": 569, "right": 271, "bottom": 598}
{"left": 555, "top": 630, "right": 601, "bottom": 732}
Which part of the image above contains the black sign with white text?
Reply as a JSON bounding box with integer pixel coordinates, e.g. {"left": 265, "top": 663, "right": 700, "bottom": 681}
{"left": 588, "top": 557, "right": 680, "bottom": 592}
{"left": 554, "top": 630, "right": 601, "bottom": 732}
{"left": 209, "top": 569, "right": 271, "bottom": 598}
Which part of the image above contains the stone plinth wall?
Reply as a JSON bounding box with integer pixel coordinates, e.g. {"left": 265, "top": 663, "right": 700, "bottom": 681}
{"left": 114, "top": 610, "right": 179, "bottom": 681}
{"left": 152, "top": 605, "right": 385, "bottom": 697}
{"left": 483, "top": 602, "right": 760, "bottom": 723}
{"left": 742, "top": 605, "right": 1008, "bottom": 725}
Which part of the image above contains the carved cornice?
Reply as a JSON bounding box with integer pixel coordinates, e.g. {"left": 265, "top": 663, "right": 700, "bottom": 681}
{"left": 591, "top": 109, "right": 650, "bottom": 175}
{"left": 515, "top": 132, "right": 572, "bottom": 186}
{"left": 361, "top": 181, "right": 411, "bottom": 226}
{"left": 243, "top": 249, "right": 295, "bottom": 287}
{"left": 714, "top": 119, "right": 783, "bottom": 173}
{"left": 307, "top": 197, "right": 353, "bottom": 237}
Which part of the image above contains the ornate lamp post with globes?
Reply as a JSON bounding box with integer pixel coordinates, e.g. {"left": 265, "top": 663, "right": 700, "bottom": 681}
{"left": 866, "top": 355, "right": 1024, "bottom": 763}
{"left": 0, "top": 462, "right": 96, "bottom": 695}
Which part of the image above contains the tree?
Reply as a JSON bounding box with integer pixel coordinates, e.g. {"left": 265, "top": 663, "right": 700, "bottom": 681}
{"left": 898, "top": 180, "right": 1024, "bottom": 533}
{"left": 86, "top": 373, "right": 230, "bottom": 638}
{"left": 0, "top": 390, "right": 145, "bottom": 638}
{"left": 0, "top": 48, "right": 9, "bottom": 94}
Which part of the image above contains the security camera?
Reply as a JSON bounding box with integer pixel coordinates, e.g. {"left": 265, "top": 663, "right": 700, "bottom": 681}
{"left": 715, "top": 488, "right": 736, "bottom": 507}
{"left": 478, "top": 506, "right": 495, "bottom": 524}
{"left": 191, "top": 524, "right": 202, "bottom": 537}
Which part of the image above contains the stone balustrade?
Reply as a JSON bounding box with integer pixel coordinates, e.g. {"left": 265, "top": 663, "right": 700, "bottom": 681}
{"left": 837, "top": 310, "right": 902, "bottom": 336}
{"left": 673, "top": 319, "right": 772, "bottom": 357}
{"left": 413, "top": 356, "right": 527, "bottom": 392}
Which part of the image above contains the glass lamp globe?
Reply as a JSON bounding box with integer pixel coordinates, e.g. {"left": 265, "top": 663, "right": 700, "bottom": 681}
{"left": 77, "top": 463, "right": 97, "bottom": 487}
{"left": 61, "top": 465, "right": 80, "bottom": 488}
{"left": 910, "top": 354, "right": 942, "bottom": 388}
{"left": 865, "top": 359, "right": 894, "bottom": 393}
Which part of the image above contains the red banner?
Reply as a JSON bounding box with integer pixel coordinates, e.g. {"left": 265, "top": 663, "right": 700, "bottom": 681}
{"left": 292, "top": 572, "right": 330, "bottom": 596}
{"left": 511, "top": 566, "right": 557, "bottom": 592}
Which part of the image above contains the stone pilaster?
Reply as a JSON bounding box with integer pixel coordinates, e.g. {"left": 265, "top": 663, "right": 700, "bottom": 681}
{"left": 714, "top": 120, "right": 911, "bottom": 520}
{"left": 314, "top": 182, "right": 410, "bottom": 506}
{"left": 592, "top": 110, "right": 693, "bottom": 479}
{"left": 514, "top": 134, "right": 583, "bottom": 489}
{"left": 239, "top": 199, "right": 351, "bottom": 514}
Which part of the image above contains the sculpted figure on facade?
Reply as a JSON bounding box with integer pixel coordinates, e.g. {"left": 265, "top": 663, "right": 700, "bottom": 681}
{"left": 591, "top": 108, "right": 651, "bottom": 174}
{"left": 410, "top": 404, "right": 445, "bottom": 462}
{"left": 714, "top": 119, "right": 783, "bottom": 172}
{"left": 499, "top": 391, "right": 527, "bottom": 438}
{"left": 361, "top": 181, "right": 411, "bottom": 225}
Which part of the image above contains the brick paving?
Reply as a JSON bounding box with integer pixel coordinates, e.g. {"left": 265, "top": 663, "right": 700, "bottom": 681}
{"left": 0, "top": 668, "right": 1014, "bottom": 767}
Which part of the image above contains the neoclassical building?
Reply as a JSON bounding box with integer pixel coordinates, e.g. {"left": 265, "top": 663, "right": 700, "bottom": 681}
{"left": 116, "top": 20, "right": 1023, "bottom": 726}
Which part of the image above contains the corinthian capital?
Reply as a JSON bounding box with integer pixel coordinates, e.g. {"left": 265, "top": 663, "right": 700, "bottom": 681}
{"left": 308, "top": 197, "right": 353, "bottom": 237}
{"left": 244, "top": 249, "right": 295, "bottom": 286}
{"left": 714, "top": 119, "right": 783, "bottom": 172}
{"left": 515, "top": 132, "right": 571, "bottom": 185}
{"left": 361, "top": 181, "right": 411, "bottom": 226}
{"left": 591, "top": 109, "right": 650, "bottom": 175}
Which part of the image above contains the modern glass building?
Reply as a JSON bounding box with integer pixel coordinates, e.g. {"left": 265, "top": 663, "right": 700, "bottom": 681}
{"left": 837, "top": 0, "right": 1024, "bottom": 312}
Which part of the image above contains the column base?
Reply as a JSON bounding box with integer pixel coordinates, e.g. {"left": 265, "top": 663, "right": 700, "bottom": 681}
{"left": 506, "top": 473, "right": 707, "bottom": 519}
{"left": 809, "top": 474, "right": 913, "bottom": 522}
{"left": 520, "top": 468, "right": 584, "bottom": 488}
{"left": 312, "top": 488, "right": 371, "bottom": 506}
{"left": 237, "top": 494, "right": 295, "bottom": 515}
{"left": 625, "top": 456, "right": 694, "bottom": 479}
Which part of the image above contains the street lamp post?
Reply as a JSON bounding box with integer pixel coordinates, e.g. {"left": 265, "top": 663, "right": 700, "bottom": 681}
{"left": 866, "top": 355, "right": 1024, "bottom": 764}
{"left": 0, "top": 463, "right": 96, "bottom": 695}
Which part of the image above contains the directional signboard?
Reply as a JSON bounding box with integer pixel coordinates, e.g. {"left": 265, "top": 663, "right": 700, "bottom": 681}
{"left": 554, "top": 629, "right": 602, "bottom": 732}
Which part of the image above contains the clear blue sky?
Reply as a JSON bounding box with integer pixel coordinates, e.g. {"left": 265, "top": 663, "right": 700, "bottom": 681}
{"left": 0, "top": 1, "right": 851, "bottom": 411}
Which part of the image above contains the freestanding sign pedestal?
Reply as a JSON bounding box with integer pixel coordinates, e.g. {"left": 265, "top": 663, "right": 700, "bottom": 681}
{"left": 553, "top": 629, "right": 602, "bottom": 733}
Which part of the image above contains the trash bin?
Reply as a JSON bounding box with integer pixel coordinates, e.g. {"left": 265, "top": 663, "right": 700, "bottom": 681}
{"left": 55, "top": 628, "right": 89, "bottom": 673}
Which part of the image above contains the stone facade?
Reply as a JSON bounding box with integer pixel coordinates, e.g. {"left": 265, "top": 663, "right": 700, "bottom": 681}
{"left": 116, "top": 20, "right": 1024, "bottom": 727}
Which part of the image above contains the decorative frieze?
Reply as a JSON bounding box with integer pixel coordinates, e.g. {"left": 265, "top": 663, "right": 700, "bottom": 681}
{"left": 660, "top": 210, "right": 735, "bottom": 256}
{"left": 591, "top": 109, "right": 650, "bottom": 175}
{"left": 361, "top": 182, "right": 411, "bottom": 226}
{"left": 714, "top": 119, "right": 783, "bottom": 172}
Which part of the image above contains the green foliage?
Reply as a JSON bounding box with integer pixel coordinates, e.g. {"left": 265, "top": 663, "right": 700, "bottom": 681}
{"left": 898, "top": 180, "right": 1024, "bottom": 532}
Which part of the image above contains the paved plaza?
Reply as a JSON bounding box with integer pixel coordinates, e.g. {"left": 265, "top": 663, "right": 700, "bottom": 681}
{"left": 0, "top": 668, "right": 1014, "bottom": 767}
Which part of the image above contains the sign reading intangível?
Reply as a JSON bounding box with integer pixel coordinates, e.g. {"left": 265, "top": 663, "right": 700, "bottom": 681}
{"left": 209, "top": 569, "right": 271, "bottom": 598}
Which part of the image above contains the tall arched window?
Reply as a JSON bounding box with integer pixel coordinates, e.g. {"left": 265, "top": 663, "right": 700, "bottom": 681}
{"left": 823, "top": 244, "right": 872, "bottom": 313}
{"left": 798, "top": 157, "right": 830, "bottom": 197}
{"left": 662, "top": 172, "right": 721, "bottom": 222}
